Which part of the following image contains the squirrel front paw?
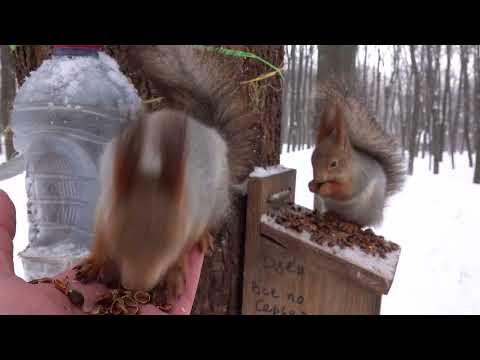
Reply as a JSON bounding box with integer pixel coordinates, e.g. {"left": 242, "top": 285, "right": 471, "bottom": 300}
{"left": 309, "top": 180, "right": 335, "bottom": 197}
{"left": 199, "top": 231, "right": 215, "bottom": 254}
{"left": 310, "top": 180, "right": 352, "bottom": 202}
{"left": 74, "top": 258, "right": 103, "bottom": 284}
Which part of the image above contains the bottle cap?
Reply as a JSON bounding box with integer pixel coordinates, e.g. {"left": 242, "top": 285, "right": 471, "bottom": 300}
{"left": 53, "top": 45, "right": 103, "bottom": 50}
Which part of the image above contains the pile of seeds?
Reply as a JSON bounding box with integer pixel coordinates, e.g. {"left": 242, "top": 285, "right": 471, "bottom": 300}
{"left": 91, "top": 288, "right": 172, "bottom": 315}
{"left": 265, "top": 205, "right": 400, "bottom": 259}
{"left": 29, "top": 277, "right": 173, "bottom": 315}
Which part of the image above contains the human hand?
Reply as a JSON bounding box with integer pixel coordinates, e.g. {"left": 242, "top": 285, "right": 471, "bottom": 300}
{"left": 0, "top": 189, "right": 204, "bottom": 315}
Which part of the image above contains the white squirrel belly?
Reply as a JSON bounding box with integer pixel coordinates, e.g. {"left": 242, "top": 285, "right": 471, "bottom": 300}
{"left": 185, "top": 118, "right": 230, "bottom": 237}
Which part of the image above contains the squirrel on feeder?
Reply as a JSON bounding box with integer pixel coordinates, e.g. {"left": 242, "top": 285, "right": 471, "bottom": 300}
{"left": 75, "top": 45, "right": 255, "bottom": 296}
{"left": 308, "top": 83, "right": 406, "bottom": 227}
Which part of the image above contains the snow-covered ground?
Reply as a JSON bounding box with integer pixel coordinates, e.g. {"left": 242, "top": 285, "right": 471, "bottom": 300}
{"left": 0, "top": 147, "right": 479, "bottom": 314}
{"left": 281, "top": 146, "right": 480, "bottom": 315}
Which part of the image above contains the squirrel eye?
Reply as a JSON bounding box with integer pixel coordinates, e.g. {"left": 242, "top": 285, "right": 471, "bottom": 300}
{"left": 329, "top": 160, "right": 338, "bottom": 169}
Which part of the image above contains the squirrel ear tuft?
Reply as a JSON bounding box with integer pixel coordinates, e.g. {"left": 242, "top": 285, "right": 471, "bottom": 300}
{"left": 113, "top": 122, "right": 144, "bottom": 199}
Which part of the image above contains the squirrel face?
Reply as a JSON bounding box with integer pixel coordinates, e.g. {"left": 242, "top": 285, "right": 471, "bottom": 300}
{"left": 309, "top": 102, "right": 353, "bottom": 201}
{"left": 108, "top": 176, "right": 187, "bottom": 291}
{"left": 103, "top": 111, "right": 189, "bottom": 291}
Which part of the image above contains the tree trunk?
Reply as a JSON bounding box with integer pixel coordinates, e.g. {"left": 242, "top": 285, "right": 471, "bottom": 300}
{"left": 375, "top": 49, "right": 382, "bottom": 117}
{"left": 363, "top": 45, "right": 368, "bottom": 104}
{"left": 1, "top": 45, "right": 18, "bottom": 160}
{"left": 452, "top": 64, "right": 464, "bottom": 169}
{"left": 305, "top": 46, "right": 315, "bottom": 148}
{"left": 409, "top": 45, "right": 421, "bottom": 175}
{"left": 280, "top": 47, "right": 291, "bottom": 148}
{"left": 296, "top": 46, "right": 305, "bottom": 151}
{"left": 14, "top": 44, "right": 284, "bottom": 315}
{"left": 432, "top": 45, "right": 441, "bottom": 174}
{"left": 425, "top": 45, "right": 434, "bottom": 169}
{"left": 301, "top": 46, "right": 311, "bottom": 150}
{"left": 397, "top": 72, "right": 406, "bottom": 152}
{"left": 441, "top": 45, "right": 452, "bottom": 163}
{"left": 405, "top": 69, "right": 413, "bottom": 152}
{"left": 473, "top": 45, "right": 480, "bottom": 184}
{"left": 461, "top": 46, "right": 474, "bottom": 167}
{"left": 317, "top": 45, "right": 358, "bottom": 91}
{"left": 287, "top": 45, "right": 297, "bottom": 153}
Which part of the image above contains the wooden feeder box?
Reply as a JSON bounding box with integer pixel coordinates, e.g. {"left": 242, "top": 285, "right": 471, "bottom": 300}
{"left": 242, "top": 166, "right": 401, "bottom": 315}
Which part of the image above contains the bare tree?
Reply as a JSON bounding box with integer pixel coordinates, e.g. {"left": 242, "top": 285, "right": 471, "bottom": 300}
{"left": 375, "top": 49, "right": 382, "bottom": 116}
{"left": 408, "top": 45, "right": 421, "bottom": 175}
{"left": 281, "top": 46, "right": 291, "bottom": 146}
{"left": 287, "top": 45, "right": 297, "bottom": 153}
{"left": 369, "top": 56, "right": 376, "bottom": 111}
{"left": 460, "top": 45, "right": 474, "bottom": 167}
{"left": 421, "top": 45, "right": 430, "bottom": 160}
{"left": 296, "top": 45, "right": 305, "bottom": 151}
{"left": 473, "top": 45, "right": 480, "bottom": 183}
{"left": 305, "top": 45, "right": 315, "bottom": 148}
{"left": 432, "top": 45, "right": 442, "bottom": 174}
{"left": 362, "top": 45, "right": 368, "bottom": 103}
{"left": 441, "top": 45, "right": 452, "bottom": 163}
{"left": 317, "top": 45, "right": 358, "bottom": 91}
{"left": 0, "top": 45, "right": 17, "bottom": 160}
{"left": 451, "top": 62, "right": 463, "bottom": 169}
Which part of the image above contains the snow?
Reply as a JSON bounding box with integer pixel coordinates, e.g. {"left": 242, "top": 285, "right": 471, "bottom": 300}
{"left": 0, "top": 145, "right": 479, "bottom": 314}
{"left": 260, "top": 214, "right": 400, "bottom": 282}
{"left": 14, "top": 51, "right": 140, "bottom": 113}
{"left": 270, "top": 190, "right": 291, "bottom": 201}
{"left": 280, "top": 146, "right": 480, "bottom": 315}
{"left": 250, "top": 165, "right": 290, "bottom": 178}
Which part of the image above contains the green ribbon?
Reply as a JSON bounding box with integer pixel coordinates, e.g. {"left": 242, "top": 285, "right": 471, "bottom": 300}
{"left": 194, "top": 45, "right": 284, "bottom": 81}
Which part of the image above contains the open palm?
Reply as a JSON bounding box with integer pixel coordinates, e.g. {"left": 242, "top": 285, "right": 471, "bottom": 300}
{"left": 0, "top": 190, "right": 204, "bottom": 315}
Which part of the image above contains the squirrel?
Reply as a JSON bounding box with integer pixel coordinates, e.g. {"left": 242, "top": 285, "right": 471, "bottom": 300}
{"left": 308, "top": 82, "right": 406, "bottom": 227}
{"left": 75, "top": 45, "right": 255, "bottom": 297}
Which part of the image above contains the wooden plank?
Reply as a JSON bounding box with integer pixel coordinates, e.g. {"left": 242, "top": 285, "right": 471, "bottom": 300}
{"left": 242, "top": 169, "right": 297, "bottom": 314}
{"left": 245, "top": 234, "right": 381, "bottom": 315}
{"left": 260, "top": 223, "right": 393, "bottom": 295}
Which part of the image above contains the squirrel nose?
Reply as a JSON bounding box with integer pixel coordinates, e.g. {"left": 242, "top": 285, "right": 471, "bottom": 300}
{"left": 309, "top": 180, "right": 323, "bottom": 193}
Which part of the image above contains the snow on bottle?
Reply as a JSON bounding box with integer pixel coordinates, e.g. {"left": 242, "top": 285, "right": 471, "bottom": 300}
{"left": 10, "top": 45, "right": 142, "bottom": 281}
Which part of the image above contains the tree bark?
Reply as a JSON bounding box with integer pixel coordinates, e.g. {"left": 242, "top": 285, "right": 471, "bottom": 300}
{"left": 451, "top": 67, "right": 463, "bottom": 169}
{"left": 317, "top": 45, "right": 358, "bottom": 91}
{"left": 441, "top": 45, "right": 452, "bottom": 163}
{"left": 14, "top": 44, "right": 284, "bottom": 315}
{"left": 287, "top": 45, "right": 297, "bottom": 153}
{"left": 296, "top": 46, "right": 305, "bottom": 151}
{"left": 409, "top": 45, "right": 421, "bottom": 175}
{"left": 301, "top": 46, "right": 311, "bottom": 150}
{"left": 1, "top": 46, "right": 18, "bottom": 160}
{"left": 375, "top": 49, "right": 382, "bottom": 117}
{"left": 362, "top": 45, "right": 368, "bottom": 104}
{"left": 305, "top": 46, "right": 315, "bottom": 148}
{"left": 473, "top": 45, "right": 480, "bottom": 184}
{"left": 281, "top": 46, "right": 291, "bottom": 147}
{"left": 460, "top": 45, "right": 474, "bottom": 167}
{"left": 432, "top": 45, "right": 441, "bottom": 174}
